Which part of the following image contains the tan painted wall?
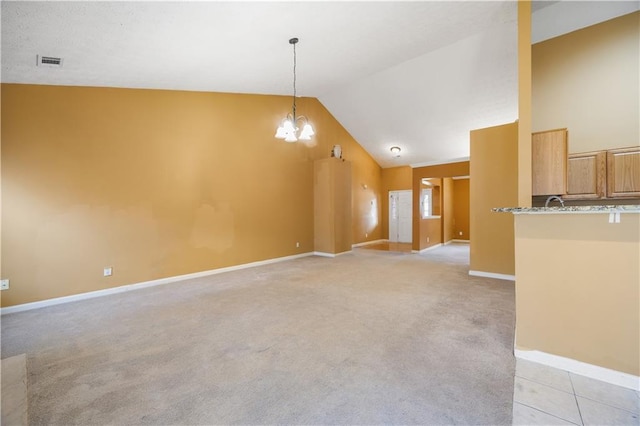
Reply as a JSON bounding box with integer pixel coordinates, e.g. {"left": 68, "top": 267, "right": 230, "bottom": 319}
{"left": 0, "top": 84, "right": 3, "bottom": 283}
{"left": 412, "top": 162, "right": 469, "bottom": 251}
{"left": 380, "top": 166, "right": 412, "bottom": 240}
{"left": 518, "top": 0, "right": 532, "bottom": 207}
{"left": 442, "top": 177, "right": 454, "bottom": 243}
{"left": 514, "top": 4, "right": 640, "bottom": 378}
{"left": 412, "top": 162, "right": 470, "bottom": 182}
{"left": 346, "top": 138, "right": 383, "bottom": 244}
{"left": 313, "top": 158, "right": 352, "bottom": 254}
{"left": 1, "top": 83, "right": 381, "bottom": 307}
{"left": 431, "top": 183, "right": 442, "bottom": 218}
{"left": 514, "top": 213, "right": 640, "bottom": 376}
{"left": 417, "top": 178, "right": 442, "bottom": 250}
{"left": 532, "top": 11, "right": 640, "bottom": 153}
{"left": 452, "top": 178, "right": 470, "bottom": 240}
{"left": 470, "top": 122, "right": 518, "bottom": 275}
{"left": 420, "top": 217, "right": 442, "bottom": 250}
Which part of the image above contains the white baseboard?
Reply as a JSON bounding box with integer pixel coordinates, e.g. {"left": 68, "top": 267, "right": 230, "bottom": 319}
{"left": 412, "top": 243, "right": 443, "bottom": 254}
{"left": 515, "top": 348, "right": 640, "bottom": 391}
{"left": 1, "top": 252, "right": 314, "bottom": 315}
{"left": 313, "top": 251, "right": 336, "bottom": 258}
{"left": 352, "top": 239, "right": 387, "bottom": 248}
{"left": 450, "top": 239, "right": 470, "bottom": 243}
{"left": 313, "top": 250, "right": 352, "bottom": 258}
{"left": 468, "top": 270, "right": 515, "bottom": 281}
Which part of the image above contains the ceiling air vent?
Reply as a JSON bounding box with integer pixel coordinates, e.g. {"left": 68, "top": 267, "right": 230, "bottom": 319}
{"left": 36, "top": 55, "right": 63, "bottom": 67}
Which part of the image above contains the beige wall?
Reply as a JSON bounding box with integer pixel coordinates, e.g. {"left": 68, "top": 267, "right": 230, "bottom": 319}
{"left": 313, "top": 158, "right": 352, "bottom": 254}
{"left": 470, "top": 122, "right": 518, "bottom": 275}
{"left": 452, "top": 178, "right": 470, "bottom": 240}
{"left": 412, "top": 162, "right": 469, "bottom": 251}
{"left": 1, "top": 83, "right": 381, "bottom": 307}
{"left": 420, "top": 218, "right": 442, "bottom": 250}
{"left": 532, "top": 11, "right": 640, "bottom": 153}
{"left": 347, "top": 139, "right": 383, "bottom": 244}
{"left": 515, "top": 213, "right": 640, "bottom": 376}
{"left": 417, "top": 178, "right": 442, "bottom": 250}
{"left": 442, "top": 177, "right": 454, "bottom": 243}
{"left": 0, "top": 84, "right": 3, "bottom": 282}
{"left": 513, "top": 4, "right": 640, "bottom": 378}
{"left": 518, "top": 0, "right": 532, "bottom": 207}
{"left": 380, "top": 166, "right": 412, "bottom": 240}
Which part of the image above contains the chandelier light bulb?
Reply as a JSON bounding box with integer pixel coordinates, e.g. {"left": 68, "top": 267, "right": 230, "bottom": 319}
{"left": 275, "top": 125, "right": 287, "bottom": 139}
{"left": 299, "top": 123, "right": 314, "bottom": 140}
{"left": 285, "top": 132, "right": 298, "bottom": 143}
{"left": 283, "top": 120, "right": 295, "bottom": 131}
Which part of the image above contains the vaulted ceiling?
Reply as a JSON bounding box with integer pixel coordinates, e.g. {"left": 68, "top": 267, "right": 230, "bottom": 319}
{"left": 2, "top": 1, "right": 637, "bottom": 168}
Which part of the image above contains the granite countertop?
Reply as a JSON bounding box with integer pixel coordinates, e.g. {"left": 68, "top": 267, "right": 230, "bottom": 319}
{"left": 493, "top": 205, "right": 640, "bottom": 214}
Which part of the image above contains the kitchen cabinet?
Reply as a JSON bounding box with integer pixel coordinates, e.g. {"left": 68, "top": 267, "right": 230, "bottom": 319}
{"left": 607, "top": 146, "right": 640, "bottom": 198}
{"left": 564, "top": 151, "right": 606, "bottom": 199}
{"left": 532, "top": 129, "right": 567, "bottom": 196}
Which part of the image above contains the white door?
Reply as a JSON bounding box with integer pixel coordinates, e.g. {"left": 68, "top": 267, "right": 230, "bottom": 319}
{"left": 389, "top": 190, "right": 412, "bottom": 243}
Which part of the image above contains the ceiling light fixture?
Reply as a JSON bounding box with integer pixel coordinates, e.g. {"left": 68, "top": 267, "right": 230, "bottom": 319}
{"left": 275, "top": 38, "right": 314, "bottom": 143}
{"left": 390, "top": 146, "right": 401, "bottom": 157}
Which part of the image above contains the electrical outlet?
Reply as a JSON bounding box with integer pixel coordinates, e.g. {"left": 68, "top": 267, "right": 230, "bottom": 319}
{"left": 296, "top": 242, "right": 300, "bottom": 248}
{"left": 365, "top": 233, "right": 368, "bottom": 238}
{"left": 103, "top": 267, "right": 113, "bottom": 277}
{"left": 1, "top": 279, "right": 9, "bottom": 290}
{"left": 427, "top": 237, "right": 430, "bottom": 243}
{"left": 459, "top": 231, "right": 463, "bottom": 236}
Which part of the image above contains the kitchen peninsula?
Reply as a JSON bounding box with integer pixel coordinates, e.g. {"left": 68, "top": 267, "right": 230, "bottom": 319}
{"left": 496, "top": 205, "right": 640, "bottom": 389}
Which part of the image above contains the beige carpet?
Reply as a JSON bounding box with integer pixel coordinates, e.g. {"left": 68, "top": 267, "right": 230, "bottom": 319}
{"left": 1, "top": 243, "right": 516, "bottom": 424}
{"left": 1, "top": 353, "right": 28, "bottom": 425}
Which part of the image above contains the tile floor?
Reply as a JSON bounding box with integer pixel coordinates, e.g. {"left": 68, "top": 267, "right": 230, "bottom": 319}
{"left": 513, "top": 359, "right": 640, "bottom": 425}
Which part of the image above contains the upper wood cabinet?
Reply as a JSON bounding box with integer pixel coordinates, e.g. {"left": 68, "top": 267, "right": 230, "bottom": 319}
{"left": 565, "top": 151, "right": 606, "bottom": 199}
{"left": 532, "top": 129, "right": 567, "bottom": 196}
{"left": 607, "top": 146, "right": 640, "bottom": 198}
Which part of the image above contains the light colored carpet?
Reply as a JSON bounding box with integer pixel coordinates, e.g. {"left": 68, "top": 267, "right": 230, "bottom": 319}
{"left": 1, "top": 353, "right": 28, "bottom": 425}
{"left": 1, "top": 243, "right": 516, "bottom": 424}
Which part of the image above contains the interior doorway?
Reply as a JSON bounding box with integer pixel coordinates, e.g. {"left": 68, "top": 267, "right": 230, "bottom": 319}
{"left": 389, "top": 190, "right": 412, "bottom": 243}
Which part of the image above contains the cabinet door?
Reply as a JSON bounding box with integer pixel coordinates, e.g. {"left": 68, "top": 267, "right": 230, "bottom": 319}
{"left": 565, "top": 151, "right": 606, "bottom": 199}
{"left": 532, "top": 129, "right": 567, "bottom": 196}
{"left": 607, "top": 147, "right": 640, "bottom": 198}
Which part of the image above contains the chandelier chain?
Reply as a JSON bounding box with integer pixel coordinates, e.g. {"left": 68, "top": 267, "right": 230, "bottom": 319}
{"left": 274, "top": 36, "right": 313, "bottom": 143}
{"left": 292, "top": 40, "right": 297, "bottom": 120}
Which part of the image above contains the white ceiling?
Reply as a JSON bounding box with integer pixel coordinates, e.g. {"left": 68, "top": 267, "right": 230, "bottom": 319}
{"left": 2, "top": 1, "right": 638, "bottom": 168}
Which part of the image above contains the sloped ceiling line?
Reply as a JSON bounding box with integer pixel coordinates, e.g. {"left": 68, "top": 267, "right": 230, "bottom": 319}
{"left": 2, "top": 1, "right": 635, "bottom": 168}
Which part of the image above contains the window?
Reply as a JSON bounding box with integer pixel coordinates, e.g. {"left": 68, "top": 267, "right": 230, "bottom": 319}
{"left": 421, "top": 188, "right": 432, "bottom": 218}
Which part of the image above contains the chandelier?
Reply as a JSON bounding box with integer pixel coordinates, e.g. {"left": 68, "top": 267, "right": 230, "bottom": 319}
{"left": 275, "top": 37, "right": 314, "bottom": 143}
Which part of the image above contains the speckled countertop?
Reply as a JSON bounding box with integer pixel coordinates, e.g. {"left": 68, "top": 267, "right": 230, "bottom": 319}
{"left": 493, "top": 205, "right": 640, "bottom": 214}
